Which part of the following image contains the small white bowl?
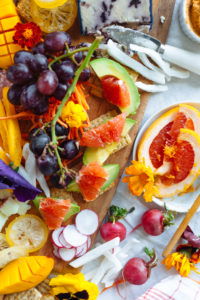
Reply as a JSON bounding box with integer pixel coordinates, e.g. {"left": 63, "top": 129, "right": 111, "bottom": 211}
{"left": 179, "top": 0, "right": 200, "bottom": 43}
{"left": 132, "top": 102, "right": 200, "bottom": 213}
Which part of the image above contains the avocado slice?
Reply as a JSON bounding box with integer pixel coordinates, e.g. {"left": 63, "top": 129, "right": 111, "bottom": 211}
{"left": 90, "top": 58, "right": 140, "bottom": 116}
{"left": 33, "top": 196, "right": 80, "bottom": 222}
{"left": 83, "top": 118, "right": 135, "bottom": 165}
{"left": 67, "top": 164, "right": 119, "bottom": 193}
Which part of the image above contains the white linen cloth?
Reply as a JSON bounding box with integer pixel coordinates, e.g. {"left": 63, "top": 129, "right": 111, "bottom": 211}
{"left": 82, "top": 0, "right": 200, "bottom": 299}
{"left": 137, "top": 275, "right": 200, "bottom": 300}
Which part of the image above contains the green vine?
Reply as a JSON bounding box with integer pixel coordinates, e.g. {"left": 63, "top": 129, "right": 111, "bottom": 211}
{"left": 47, "top": 37, "right": 102, "bottom": 176}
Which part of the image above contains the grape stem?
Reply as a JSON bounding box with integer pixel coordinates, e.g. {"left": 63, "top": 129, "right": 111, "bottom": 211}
{"left": 48, "top": 47, "right": 89, "bottom": 70}
{"left": 50, "top": 37, "right": 102, "bottom": 175}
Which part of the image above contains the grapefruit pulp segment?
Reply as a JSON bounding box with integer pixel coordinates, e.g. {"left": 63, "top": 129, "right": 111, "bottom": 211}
{"left": 80, "top": 112, "right": 126, "bottom": 148}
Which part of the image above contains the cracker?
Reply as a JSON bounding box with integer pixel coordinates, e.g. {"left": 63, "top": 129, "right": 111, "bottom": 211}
{"left": 0, "top": 246, "right": 28, "bottom": 269}
{"left": 87, "top": 110, "right": 117, "bottom": 130}
{"left": 17, "top": 0, "right": 32, "bottom": 22}
{"left": 0, "top": 233, "right": 9, "bottom": 251}
{"left": 36, "top": 279, "right": 51, "bottom": 295}
{"left": 4, "top": 288, "right": 42, "bottom": 300}
{"left": 41, "top": 296, "right": 55, "bottom": 300}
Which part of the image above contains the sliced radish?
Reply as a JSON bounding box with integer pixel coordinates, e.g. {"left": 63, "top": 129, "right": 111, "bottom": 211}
{"left": 59, "top": 248, "right": 76, "bottom": 262}
{"left": 75, "top": 209, "right": 99, "bottom": 236}
{"left": 59, "top": 231, "right": 73, "bottom": 249}
{"left": 52, "top": 227, "right": 64, "bottom": 248}
{"left": 53, "top": 246, "right": 61, "bottom": 259}
{"left": 87, "top": 236, "right": 92, "bottom": 249}
{"left": 76, "top": 242, "right": 88, "bottom": 258}
{"left": 63, "top": 224, "right": 87, "bottom": 247}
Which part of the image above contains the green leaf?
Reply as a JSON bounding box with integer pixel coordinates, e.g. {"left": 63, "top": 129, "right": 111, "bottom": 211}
{"left": 144, "top": 247, "right": 154, "bottom": 259}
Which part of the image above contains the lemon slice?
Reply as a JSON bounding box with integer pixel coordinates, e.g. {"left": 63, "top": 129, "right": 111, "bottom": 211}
{"left": 33, "top": 0, "right": 67, "bottom": 9}
{"left": 6, "top": 215, "right": 48, "bottom": 253}
{"left": 30, "top": 0, "right": 77, "bottom": 33}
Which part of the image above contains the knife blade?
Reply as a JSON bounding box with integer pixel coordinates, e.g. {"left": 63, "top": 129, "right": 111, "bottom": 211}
{"left": 103, "top": 25, "right": 200, "bottom": 75}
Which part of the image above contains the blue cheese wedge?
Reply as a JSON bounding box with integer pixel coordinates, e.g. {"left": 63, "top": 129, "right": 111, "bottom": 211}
{"left": 78, "top": 0, "right": 153, "bottom": 35}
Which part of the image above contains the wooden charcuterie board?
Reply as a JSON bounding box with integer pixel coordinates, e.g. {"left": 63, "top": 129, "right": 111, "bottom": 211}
{"left": 25, "top": 0, "right": 176, "bottom": 274}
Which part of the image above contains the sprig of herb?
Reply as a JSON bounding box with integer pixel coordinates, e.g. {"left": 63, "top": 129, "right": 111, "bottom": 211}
{"left": 108, "top": 205, "right": 135, "bottom": 223}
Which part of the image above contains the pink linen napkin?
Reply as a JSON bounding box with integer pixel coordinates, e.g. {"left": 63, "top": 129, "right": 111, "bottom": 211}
{"left": 137, "top": 275, "right": 200, "bottom": 300}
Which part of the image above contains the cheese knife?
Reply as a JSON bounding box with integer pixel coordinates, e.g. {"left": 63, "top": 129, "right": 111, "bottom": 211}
{"left": 103, "top": 25, "right": 200, "bottom": 75}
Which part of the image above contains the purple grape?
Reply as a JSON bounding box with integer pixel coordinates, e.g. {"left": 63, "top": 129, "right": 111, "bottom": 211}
{"left": 7, "top": 63, "right": 33, "bottom": 84}
{"left": 31, "top": 97, "right": 49, "bottom": 115}
{"left": 50, "top": 171, "right": 73, "bottom": 188}
{"left": 55, "top": 61, "right": 75, "bottom": 83}
{"left": 59, "top": 140, "right": 79, "bottom": 160}
{"left": 28, "top": 127, "right": 43, "bottom": 140}
{"left": 30, "top": 133, "right": 50, "bottom": 156}
{"left": 32, "top": 42, "right": 46, "bottom": 55}
{"left": 64, "top": 47, "right": 83, "bottom": 64}
{"left": 37, "top": 152, "right": 58, "bottom": 176}
{"left": 14, "top": 51, "right": 37, "bottom": 73}
{"left": 46, "top": 123, "right": 69, "bottom": 137}
{"left": 7, "top": 84, "right": 24, "bottom": 105}
{"left": 37, "top": 70, "right": 58, "bottom": 95}
{"left": 34, "top": 54, "right": 48, "bottom": 73}
{"left": 79, "top": 68, "right": 91, "bottom": 81}
{"left": 44, "top": 31, "right": 71, "bottom": 53}
{"left": 53, "top": 82, "right": 70, "bottom": 100}
{"left": 20, "top": 83, "right": 48, "bottom": 115}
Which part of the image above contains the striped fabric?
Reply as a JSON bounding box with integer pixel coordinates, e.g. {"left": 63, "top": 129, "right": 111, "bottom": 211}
{"left": 137, "top": 275, "right": 200, "bottom": 300}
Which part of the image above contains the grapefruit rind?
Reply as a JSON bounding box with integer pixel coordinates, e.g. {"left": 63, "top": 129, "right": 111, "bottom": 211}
{"left": 179, "top": 104, "right": 200, "bottom": 134}
{"left": 155, "top": 128, "right": 200, "bottom": 198}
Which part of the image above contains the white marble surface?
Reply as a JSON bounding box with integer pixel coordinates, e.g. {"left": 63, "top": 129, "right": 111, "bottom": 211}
{"left": 83, "top": 0, "right": 200, "bottom": 299}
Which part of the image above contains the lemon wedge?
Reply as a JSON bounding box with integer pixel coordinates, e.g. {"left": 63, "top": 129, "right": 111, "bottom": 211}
{"left": 30, "top": 0, "right": 77, "bottom": 33}
{"left": 33, "top": 0, "right": 67, "bottom": 9}
{"left": 6, "top": 215, "right": 48, "bottom": 253}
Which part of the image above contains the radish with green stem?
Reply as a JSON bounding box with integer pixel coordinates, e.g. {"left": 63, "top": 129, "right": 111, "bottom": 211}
{"left": 100, "top": 205, "right": 134, "bottom": 242}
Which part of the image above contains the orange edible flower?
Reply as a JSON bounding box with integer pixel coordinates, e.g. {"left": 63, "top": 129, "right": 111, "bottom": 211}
{"left": 122, "top": 160, "right": 158, "bottom": 202}
{"left": 13, "top": 22, "right": 42, "bottom": 49}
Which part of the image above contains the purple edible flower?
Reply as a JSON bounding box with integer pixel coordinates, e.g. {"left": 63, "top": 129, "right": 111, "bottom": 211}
{"left": 0, "top": 159, "right": 41, "bottom": 202}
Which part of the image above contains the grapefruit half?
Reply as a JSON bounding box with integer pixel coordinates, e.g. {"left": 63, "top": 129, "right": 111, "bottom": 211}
{"left": 137, "top": 104, "right": 200, "bottom": 198}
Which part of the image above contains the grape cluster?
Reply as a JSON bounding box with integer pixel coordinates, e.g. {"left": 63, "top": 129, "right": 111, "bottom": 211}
{"left": 29, "top": 122, "right": 79, "bottom": 187}
{"left": 6, "top": 31, "right": 92, "bottom": 187}
{"left": 7, "top": 31, "right": 91, "bottom": 114}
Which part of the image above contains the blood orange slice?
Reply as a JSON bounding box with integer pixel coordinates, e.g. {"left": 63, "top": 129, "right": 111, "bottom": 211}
{"left": 155, "top": 129, "right": 200, "bottom": 197}
{"left": 77, "top": 162, "right": 108, "bottom": 201}
{"left": 80, "top": 113, "right": 126, "bottom": 148}
{"left": 39, "top": 198, "right": 71, "bottom": 230}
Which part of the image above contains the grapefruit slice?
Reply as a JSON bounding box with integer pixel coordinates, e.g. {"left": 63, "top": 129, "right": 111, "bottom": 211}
{"left": 76, "top": 162, "right": 108, "bottom": 201}
{"left": 80, "top": 112, "right": 126, "bottom": 148}
{"left": 39, "top": 198, "right": 71, "bottom": 230}
{"left": 155, "top": 129, "right": 200, "bottom": 197}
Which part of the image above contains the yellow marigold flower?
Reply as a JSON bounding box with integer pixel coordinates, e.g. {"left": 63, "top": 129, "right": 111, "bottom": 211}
{"left": 162, "top": 252, "right": 199, "bottom": 277}
{"left": 122, "top": 160, "right": 158, "bottom": 202}
{"left": 61, "top": 101, "right": 87, "bottom": 128}
{"left": 49, "top": 272, "right": 99, "bottom": 300}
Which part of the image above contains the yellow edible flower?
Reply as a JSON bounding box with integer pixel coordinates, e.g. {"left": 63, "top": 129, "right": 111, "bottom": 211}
{"left": 122, "top": 160, "right": 158, "bottom": 202}
{"left": 61, "top": 101, "right": 87, "bottom": 128}
{"left": 49, "top": 273, "right": 99, "bottom": 300}
{"left": 162, "top": 250, "right": 200, "bottom": 277}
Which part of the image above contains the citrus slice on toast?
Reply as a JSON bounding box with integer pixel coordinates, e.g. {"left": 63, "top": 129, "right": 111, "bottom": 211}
{"left": 30, "top": 0, "right": 77, "bottom": 33}
{"left": 6, "top": 215, "right": 48, "bottom": 253}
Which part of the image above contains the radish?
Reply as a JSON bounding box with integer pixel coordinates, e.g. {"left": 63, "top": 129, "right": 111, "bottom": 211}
{"left": 141, "top": 208, "right": 174, "bottom": 236}
{"left": 53, "top": 246, "right": 61, "bottom": 259}
{"left": 100, "top": 222, "right": 126, "bottom": 242}
{"left": 76, "top": 242, "right": 88, "bottom": 258}
{"left": 59, "top": 231, "right": 73, "bottom": 249}
{"left": 59, "top": 248, "right": 76, "bottom": 262}
{"left": 63, "top": 224, "right": 87, "bottom": 247}
{"left": 100, "top": 205, "right": 135, "bottom": 242}
{"left": 123, "top": 248, "right": 157, "bottom": 285}
{"left": 75, "top": 209, "right": 99, "bottom": 236}
{"left": 52, "top": 227, "right": 64, "bottom": 248}
{"left": 87, "top": 236, "right": 92, "bottom": 249}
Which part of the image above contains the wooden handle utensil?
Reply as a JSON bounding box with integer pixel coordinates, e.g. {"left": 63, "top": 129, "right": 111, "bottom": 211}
{"left": 162, "top": 194, "right": 200, "bottom": 258}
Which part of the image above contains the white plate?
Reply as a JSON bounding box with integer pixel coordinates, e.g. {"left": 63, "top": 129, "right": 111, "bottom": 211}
{"left": 132, "top": 102, "right": 200, "bottom": 213}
